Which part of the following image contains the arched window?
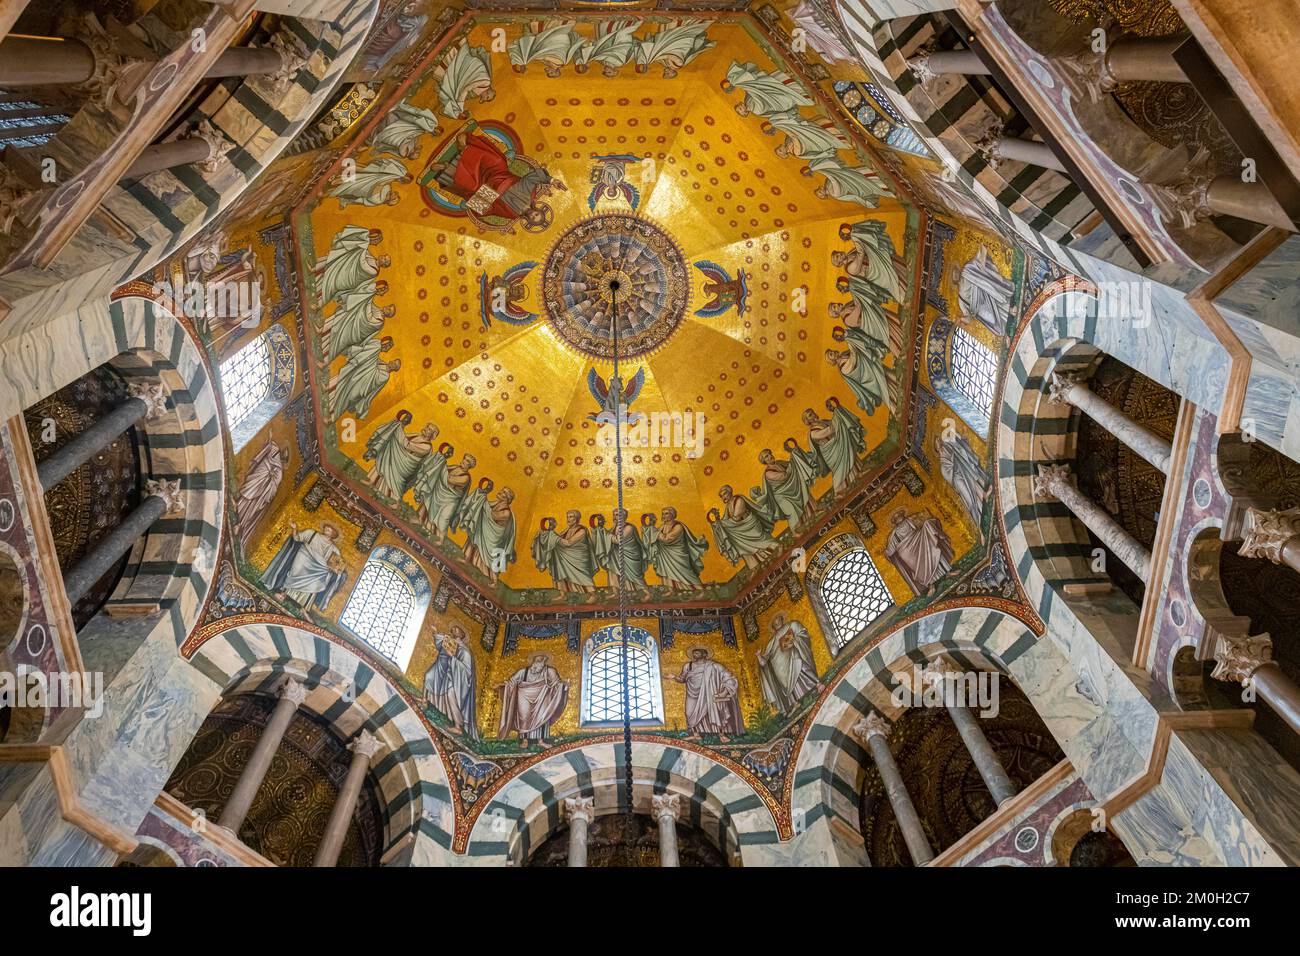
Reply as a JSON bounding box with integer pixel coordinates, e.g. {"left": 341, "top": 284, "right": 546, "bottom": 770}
{"left": 217, "top": 324, "right": 294, "bottom": 451}
{"left": 951, "top": 326, "right": 998, "bottom": 420}
{"left": 806, "top": 534, "right": 894, "bottom": 655}
{"left": 581, "top": 625, "right": 663, "bottom": 727}
{"left": 339, "top": 546, "right": 431, "bottom": 670}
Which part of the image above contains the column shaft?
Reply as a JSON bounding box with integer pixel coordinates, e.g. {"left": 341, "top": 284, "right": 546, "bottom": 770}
{"left": 946, "top": 704, "right": 1017, "bottom": 805}
{"left": 657, "top": 813, "right": 680, "bottom": 867}
{"left": 994, "top": 137, "right": 1068, "bottom": 173}
{"left": 1206, "top": 177, "right": 1296, "bottom": 231}
{"left": 864, "top": 734, "right": 934, "bottom": 865}
{"left": 0, "top": 36, "right": 96, "bottom": 85}
{"left": 123, "top": 138, "right": 213, "bottom": 180}
{"left": 62, "top": 492, "right": 166, "bottom": 606}
{"left": 1055, "top": 378, "right": 1172, "bottom": 473}
{"left": 313, "top": 737, "right": 377, "bottom": 867}
{"left": 1053, "top": 479, "right": 1152, "bottom": 582}
{"left": 1253, "top": 663, "right": 1300, "bottom": 738}
{"left": 1106, "top": 38, "right": 1189, "bottom": 85}
{"left": 218, "top": 683, "right": 304, "bottom": 831}
{"left": 920, "top": 50, "right": 990, "bottom": 76}
{"left": 37, "top": 396, "right": 147, "bottom": 489}
{"left": 209, "top": 46, "right": 284, "bottom": 78}
{"left": 567, "top": 815, "right": 590, "bottom": 867}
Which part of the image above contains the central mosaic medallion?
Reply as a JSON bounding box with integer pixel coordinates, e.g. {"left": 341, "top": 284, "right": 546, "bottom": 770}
{"left": 541, "top": 214, "right": 689, "bottom": 359}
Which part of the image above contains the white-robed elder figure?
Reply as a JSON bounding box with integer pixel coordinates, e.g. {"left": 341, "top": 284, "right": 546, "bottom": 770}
{"left": 423, "top": 624, "right": 479, "bottom": 739}
{"left": 758, "top": 613, "right": 819, "bottom": 715}
{"left": 883, "top": 507, "right": 955, "bottom": 597}
{"left": 958, "top": 246, "right": 1013, "bottom": 334}
{"left": 668, "top": 647, "right": 745, "bottom": 740}
{"left": 262, "top": 521, "right": 347, "bottom": 611}
{"left": 235, "top": 438, "right": 290, "bottom": 549}
{"left": 496, "top": 653, "right": 569, "bottom": 747}
{"left": 935, "top": 432, "right": 991, "bottom": 537}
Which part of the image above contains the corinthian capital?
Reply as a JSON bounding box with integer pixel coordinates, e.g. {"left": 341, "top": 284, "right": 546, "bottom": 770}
{"left": 145, "top": 477, "right": 185, "bottom": 515}
{"left": 190, "top": 120, "right": 235, "bottom": 175}
{"left": 564, "top": 796, "right": 595, "bottom": 825}
{"left": 974, "top": 121, "right": 1007, "bottom": 170}
{"left": 1045, "top": 370, "right": 1083, "bottom": 407}
{"left": 1032, "top": 463, "right": 1073, "bottom": 501}
{"left": 1211, "top": 633, "right": 1273, "bottom": 685}
{"left": 907, "top": 53, "right": 937, "bottom": 85}
{"left": 0, "top": 164, "right": 40, "bottom": 237}
{"left": 349, "top": 730, "right": 382, "bottom": 761}
{"left": 851, "top": 712, "right": 890, "bottom": 745}
{"left": 1238, "top": 507, "right": 1300, "bottom": 565}
{"left": 73, "top": 12, "right": 153, "bottom": 108}
{"left": 267, "top": 32, "right": 311, "bottom": 96}
{"left": 651, "top": 792, "right": 681, "bottom": 822}
{"left": 128, "top": 381, "right": 169, "bottom": 420}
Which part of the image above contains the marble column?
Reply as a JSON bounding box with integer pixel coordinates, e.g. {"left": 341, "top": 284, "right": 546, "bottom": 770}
{"left": 908, "top": 49, "right": 991, "bottom": 83}
{"left": 1212, "top": 633, "right": 1300, "bottom": 737}
{"left": 62, "top": 478, "right": 184, "bottom": 607}
{"left": 652, "top": 793, "right": 682, "bottom": 868}
{"left": 216, "top": 679, "right": 307, "bottom": 832}
{"left": 0, "top": 37, "right": 288, "bottom": 87}
{"left": 37, "top": 382, "right": 167, "bottom": 489}
{"left": 1100, "top": 38, "right": 1190, "bottom": 87}
{"left": 123, "top": 121, "right": 233, "bottom": 179}
{"left": 924, "top": 662, "right": 1017, "bottom": 806}
{"left": 564, "top": 796, "right": 595, "bottom": 867}
{"left": 1158, "top": 173, "right": 1296, "bottom": 231}
{"left": 1239, "top": 507, "right": 1300, "bottom": 575}
{"left": 1047, "top": 371, "right": 1173, "bottom": 473}
{"left": 313, "top": 731, "right": 382, "bottom": 867}
{"left": 852, "top": 714, "right": 934, "bottom": 865}
{"left": 1033, "top": 463, "right": 1152, "bottom": 582}
{"left": 979, "top": 133, "right": 1069, "bottom": 174}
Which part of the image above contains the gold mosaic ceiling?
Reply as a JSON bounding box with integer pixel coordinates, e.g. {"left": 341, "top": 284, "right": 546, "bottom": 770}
{"left": 294, "top": 12, "right": 919, "bottom": 603}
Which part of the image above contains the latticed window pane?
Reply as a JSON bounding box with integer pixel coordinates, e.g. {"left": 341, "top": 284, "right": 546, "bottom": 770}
{"left": 340, "top": 560, "right": 416, "bottom": 661}
{"left": 951, "top": 327, "right": 998, "bottom": 419}
{"left": 821, "top": 549, "right": 893, "bottom": 650}
{"left": 586, "top": 644, "right": 655, "bottom": 723}
{"left": 218, "top": 334, "right": 272, "bottom": 430}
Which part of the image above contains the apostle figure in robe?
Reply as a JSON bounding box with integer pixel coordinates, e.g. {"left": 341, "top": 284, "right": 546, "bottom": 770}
{"left": 575, "top": 19, "right": 639, "bottom": 77}
{"left": 235, "top": 439, "right": 290, "bottom": 550}
{"left": 669, "top": 647, "right": 745, "bottom": 739}
{"left": 829, "top": 281, "right": 892, "bottom": 352}
{"left": 758, "top": 614, "right": 819, "bottom": 714}
{"left": 803, "top": 155, "right": 889, "bottom": 208}
{"left": 958, "top": 246, "right": 1013, "bottom": 334}
{"left": 436, "top": 43, "right": 495, "bottom": 119}
{"left": 883, "top": 507, "right": 955, "bottom": 596}
{"left": 322, "top": 285, "right": 394, "bottom": 362}
{"left": 423, "top": 624, "right": 479, "bottom": 739}
{"left": 425, "top": 127, "right": 564, "bottom": 231}
{"left": 594, "top": 507, "right": 649, "bottom": 596}
{"left": 763, "top": 111, "right": 849, "bottom": 160}
{"left": 635, "top": 20, "right": 713, "bottom": 78}
{"left": 935, "top": 433, "right": 991, "bottom": 535}
{"left": 826, "top": 326, "right": 889, "bottom": 415}
{"left": 496, "top": 654, "right": 569, "bottom": 747}
{"left": 508, "top": 21, "right": 583, "bottom": 77}
{"left": 423, "top": 453, "right": 476, "bottom": 541}
{"left": 363, "top": 411, "right": 436, "bottom": 501}
{"left": 263, "top": 521, "right": 345, "bottom": 610}
{"left": 531, "top": 510, "right": 598, "bottom": 594}
{"left": 328, "top": 336, "right": 400, "bottom": 420}
{"left": 834, "top": 220, "right": 904, "bottom": 304}
{"left": 330, "top": 157, "right": 412, "bottom": 208}
{"left": 369, "top": 98, "right": 442, "bottom": 159}
{"left": 313, "top": 226, "right": 389, "bottom": 307}
{"left": 644, "top": 507, "right": 708, "bottom": 591}
{"left": 804, "top": 398, "right": 865, "bottom": 494}
{"left": 410, "top": 441, "right": 451, "bottom": 534}
{"left": 711, "top": 486, "right": 779, "bottom": 569}
{"left": 461, "top": 479, "right": 517, "bottom": 583}
{"left": 723, "top": 61, "right": 814, "bottom": 116}
{"left": 756, "top": 447, "right": 816, "bottom": 530}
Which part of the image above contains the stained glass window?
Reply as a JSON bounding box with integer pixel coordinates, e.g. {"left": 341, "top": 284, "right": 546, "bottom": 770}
{"left": 581, "top": 625, "right": 663, "bottom": 726}
{"left": 820, "top": 549, "right": 893, "bottom": 651}
{"left": 951, "top": 327, "right": 998, "bottom": 420}
{"left": 340, "top": 546, "right": 431, "bottom": 669}
{"left": 218, "top": 333, "right": 272, "bottom": 432}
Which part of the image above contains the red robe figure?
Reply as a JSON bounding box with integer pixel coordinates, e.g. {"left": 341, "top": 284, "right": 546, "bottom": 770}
{"left": 426, "top": 128, "right": 564, "bottom": 232}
